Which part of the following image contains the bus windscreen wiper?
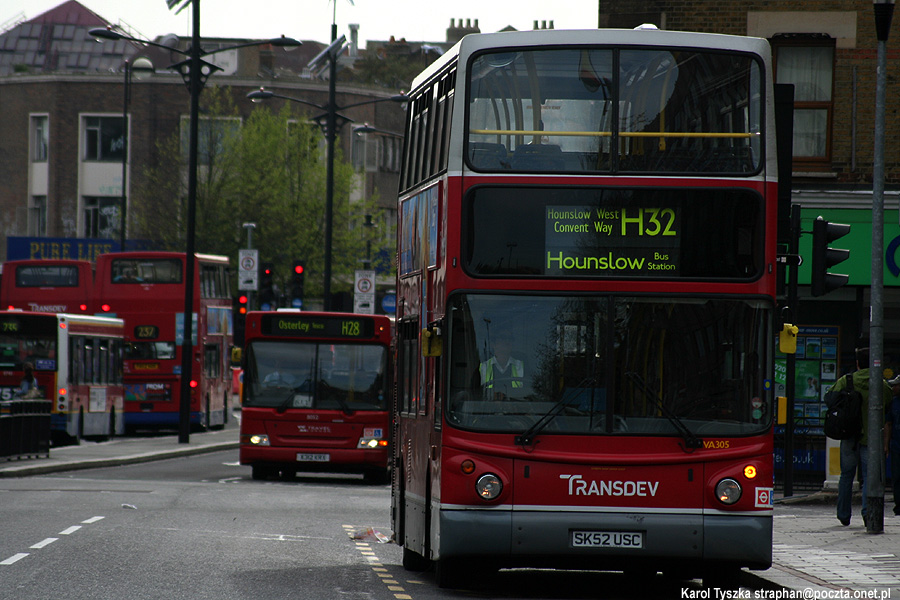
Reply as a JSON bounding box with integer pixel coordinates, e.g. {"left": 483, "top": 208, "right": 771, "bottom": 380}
{"left": 624, "top": 372, "right": 703, "bottom": 450}
{"left": 515, "top": 376, "right": 596, "bottom": 447}
{"left": 275, "top": 382, "right": 307, "bottom": 414}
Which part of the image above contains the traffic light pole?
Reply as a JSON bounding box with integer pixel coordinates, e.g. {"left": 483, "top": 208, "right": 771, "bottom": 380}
{"left": 866, "top": 0, "right": 893, "bottom": 534}
{"left": 783, "top": 204, "right": 801, "bottom": 498}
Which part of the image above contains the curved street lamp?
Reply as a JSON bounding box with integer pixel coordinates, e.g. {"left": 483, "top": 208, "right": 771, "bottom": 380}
{"left": 120, "top": 56, "right": 154, "bottom": 251}
{"left": 247, "top": 87, "right": 408, "bottom": 310}
{"left": 90, "top": 19, "right": 301, "bottom": 444}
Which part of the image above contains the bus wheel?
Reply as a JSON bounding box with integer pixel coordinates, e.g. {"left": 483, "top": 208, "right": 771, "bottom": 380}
{"left": 402, "top": 547, "right": 431, "bottom": 572}
{"left": 436, "top": 557, "right": 467, "bottom": 589}
{"left": 75, "top": 408, "right": 84, "bottom": 445}
{"left": 702, "top": 566, "right": 743, "bottom": 590}
{"left": 363, "top": 468, "right": 390, "bottom": 485}
{"left": 251, "top": 465, "right": 272, "bottom": 480}
{"left": 108, "top": 409, "right": 116, "bottom": 439}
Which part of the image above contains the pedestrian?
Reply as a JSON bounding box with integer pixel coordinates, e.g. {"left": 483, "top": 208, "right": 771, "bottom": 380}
{"left": 830, "top": 347, "right": 892, "bottom": 527}
{"left": 889, "top": 374, "right": 900, "bottom": 516}
{"left": 15, "top": 362, "right": 38, "bottom": 398}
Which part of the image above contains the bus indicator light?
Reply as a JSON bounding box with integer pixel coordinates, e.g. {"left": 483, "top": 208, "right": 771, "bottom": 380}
{"left": 461, "top": 459, "right": 476, "bottom": 474}
{"left": 743, "top": 465, "right": 757, "bottom": 479}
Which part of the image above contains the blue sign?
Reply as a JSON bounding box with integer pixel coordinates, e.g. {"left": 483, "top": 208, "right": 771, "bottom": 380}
{"left": 381, "top": 293, "right": 396, "bottom": 314}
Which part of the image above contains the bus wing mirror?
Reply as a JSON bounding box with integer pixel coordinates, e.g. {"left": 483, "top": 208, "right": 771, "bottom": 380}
{"left": 422, "top": 324, "right": 442, "bottom": 357}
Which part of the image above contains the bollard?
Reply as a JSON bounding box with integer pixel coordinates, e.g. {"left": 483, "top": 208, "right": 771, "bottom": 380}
{"left": 0, "top": 401, "right": 11, "bottom": 459}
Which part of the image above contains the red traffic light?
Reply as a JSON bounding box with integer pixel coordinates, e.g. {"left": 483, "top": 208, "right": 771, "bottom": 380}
{"left": 238, "top": 295, "right": 248, "bottom": 304}
{"left": 294, "top": 264, "right": 304, "bottom": 275}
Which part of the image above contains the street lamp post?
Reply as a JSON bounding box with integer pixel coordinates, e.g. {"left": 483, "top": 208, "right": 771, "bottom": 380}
{"left": 90, "top": 15, "right": 301, "bottom": 443}
{"left": 868, "top": 0, "right": 894, "bottom": 534}
{"left": 243, "top": 222, "right": 256, "bottom": 310}
{"left": 120, "top": 57, "right": 154, "bottom": 251}
{"left": 247, "top": 86, "right": 407, "bottom": 310}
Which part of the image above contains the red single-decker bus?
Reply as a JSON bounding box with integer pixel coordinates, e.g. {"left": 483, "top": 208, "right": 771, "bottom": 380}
{"left": 240, "top": 311, "right": 393, "bottom": 483}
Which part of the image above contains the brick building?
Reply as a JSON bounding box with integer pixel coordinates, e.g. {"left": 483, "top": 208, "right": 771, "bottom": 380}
{"left": 0, "top": 1, "right": 407, "bottom": 264}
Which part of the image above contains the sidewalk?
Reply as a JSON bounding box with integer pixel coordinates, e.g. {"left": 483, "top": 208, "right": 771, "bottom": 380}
{"left": 746, "top": 490, "right": 900, "bottom": 594}
{"left": 0, "top": 421, "right": 239, "bottom": 477}
{"left": 2, "top": 431, "right": 899, "bottom": 593}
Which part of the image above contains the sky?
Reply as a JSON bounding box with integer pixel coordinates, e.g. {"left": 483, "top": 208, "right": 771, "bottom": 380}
{"left": 3, "top": 0, "right": 600, "bottom": 48}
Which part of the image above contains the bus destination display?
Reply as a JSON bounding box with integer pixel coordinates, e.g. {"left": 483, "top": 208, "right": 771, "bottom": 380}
{"left": 545, "top": 205, "right": 680, "bottom": 276}
{"left": 260, "top": 314, "right": 374, "bottom": 339}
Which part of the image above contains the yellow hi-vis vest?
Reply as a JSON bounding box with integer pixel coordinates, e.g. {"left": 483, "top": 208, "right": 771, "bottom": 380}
{"left": 480, "top": 358, "right": 523, "bottom": 388}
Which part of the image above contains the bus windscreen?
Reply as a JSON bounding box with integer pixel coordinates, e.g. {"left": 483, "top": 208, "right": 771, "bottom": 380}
{"left": 243, "top": 340, "right": 388, "bottom": 411}
{"left": 446, "top": 293, "right": 771, "bottom": 438}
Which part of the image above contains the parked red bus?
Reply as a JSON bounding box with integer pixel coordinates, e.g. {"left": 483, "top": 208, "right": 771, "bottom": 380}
{"left": 240, "top": 311, "right": 392, "bottom": 483}
{"left": 1, "top": 259, "right": 94, "bottom": 314}
{"left": 393, "top": 28, "right": 777, "bottom": 587}
{"left": 94, "top": 252, "right": 233, "bottom": 432}
{"left": 0, "top": 311, "right": 124, "bottom": 444}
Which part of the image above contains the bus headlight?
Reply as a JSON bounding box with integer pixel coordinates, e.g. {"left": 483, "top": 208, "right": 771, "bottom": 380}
{"left": 241, "top": 434, "right": 270, "bottom": 446}
{"left": 715, "top": 478, "right": 742, "bottom": 504}
{"left": 475, "top": 473, "right": 503, "bottom": 500}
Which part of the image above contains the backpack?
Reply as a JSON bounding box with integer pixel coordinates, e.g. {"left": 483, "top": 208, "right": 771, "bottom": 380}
{"left": 824, "top": 374, "right": 863, "bottom": 440}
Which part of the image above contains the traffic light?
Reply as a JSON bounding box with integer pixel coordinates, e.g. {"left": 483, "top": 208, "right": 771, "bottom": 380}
{"left": 259, "top": 262, "right": 275, "bottom": 310}
{"left": 233, "top": 295, "right": 248, "bottom": 347}
{"left": 811, "top": 216, "right": 850, "bottom": 297}
{"left": 289, "top": 260, "right": 305, "bottom": 308}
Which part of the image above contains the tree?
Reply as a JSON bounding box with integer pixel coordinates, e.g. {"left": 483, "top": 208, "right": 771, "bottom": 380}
{"left": 132, "top": 87, "right": 389, "bottom": 304}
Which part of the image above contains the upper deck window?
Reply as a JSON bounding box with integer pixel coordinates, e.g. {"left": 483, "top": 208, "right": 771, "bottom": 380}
{"left": 467, "top": 47, "right": 762, "bottom": 174}
{"left": 15, "top": 265, "right": 79, "bottom": 287}
{"left": 110, "top": 258, "right": 182, "bottom": 284}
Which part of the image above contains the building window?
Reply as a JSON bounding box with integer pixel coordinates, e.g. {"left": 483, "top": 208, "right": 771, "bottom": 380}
{"left": 31, "top": 115, "right": 48, "bottom": 162}
{"left": 28, "top": 196, "right": 46, "bottom": 236}
{"left": 180, "top": 116, "right": 241, "bottom": 166}
{"left": 83, "top": 116, "right": 125, "bottom": 162}
{"left": 83, "top": 196, "right": 120, "bottom": 239}
{"left": 771, "top": 34, "right": 835, "bottom": 170}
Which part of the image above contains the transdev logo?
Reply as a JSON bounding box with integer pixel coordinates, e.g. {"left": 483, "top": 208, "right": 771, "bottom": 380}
{"left": 560, "top": 474, "right": 659, "bottom": 497}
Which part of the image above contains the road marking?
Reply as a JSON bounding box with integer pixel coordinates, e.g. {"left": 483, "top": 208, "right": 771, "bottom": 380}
{"left": 81, "top": 516, "right": 105, "bottom": 524}
{"left": 3, "top": 515, "right": 106, "bottom": 568}
{"left": 343, "top": 524, "right": 414, "bottom": 600}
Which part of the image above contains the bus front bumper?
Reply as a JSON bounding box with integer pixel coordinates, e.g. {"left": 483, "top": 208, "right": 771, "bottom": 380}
{"left": 438, "top": 508, "right": 772, "bottom": 571}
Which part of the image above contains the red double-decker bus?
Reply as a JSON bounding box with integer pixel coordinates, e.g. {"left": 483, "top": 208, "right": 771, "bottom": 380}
{"left": 94, "top": 252, "right": 233, "bottom": 432}
{"left": 239, "top": 311, "right": 392, "bottom": 483}
{"left": 393, "top": 28, "right": 777, "bottom": 587}
{"left": 1, "top": 259, "right": 94, "bottom": 314}
{"left": 0, "top": 311, "right": 125, "bottom": 444}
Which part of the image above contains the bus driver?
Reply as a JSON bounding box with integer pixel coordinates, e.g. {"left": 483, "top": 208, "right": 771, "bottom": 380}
{"left": 479, "top": 328, "right": 524, "bottom": 400}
